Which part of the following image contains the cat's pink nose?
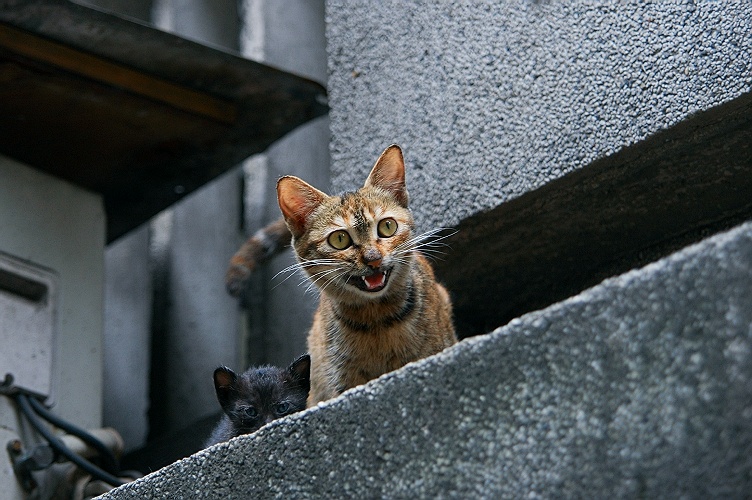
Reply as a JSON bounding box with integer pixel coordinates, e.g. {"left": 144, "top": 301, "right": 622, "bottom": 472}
{"left": 363, "top": 248, "right": 382, "bottom": 268}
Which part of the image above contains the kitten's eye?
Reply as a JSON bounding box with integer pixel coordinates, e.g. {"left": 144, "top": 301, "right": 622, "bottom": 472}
{"left": 274, "top": 402, "right": 291, "bottom": 415}
{"left": 377, "top": 218, "right": 398, "bottom": 238}
{"left": 328, "top": 230, "right": 352, "bottom": 249}
{"left": 242, "top": 406, "right": 259, "bottom": 419}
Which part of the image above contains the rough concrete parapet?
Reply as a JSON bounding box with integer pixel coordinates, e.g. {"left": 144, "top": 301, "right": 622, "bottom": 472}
{"left": 101, "top": 219, "right": 752, "bottom": 499}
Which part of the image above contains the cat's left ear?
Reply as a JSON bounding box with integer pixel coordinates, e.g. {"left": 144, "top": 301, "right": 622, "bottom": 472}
{"left": 364, "top": 144, "right": 409, "bottom": 207}
{"left": 287, "top": 354, "right": 311, "bottom": 391}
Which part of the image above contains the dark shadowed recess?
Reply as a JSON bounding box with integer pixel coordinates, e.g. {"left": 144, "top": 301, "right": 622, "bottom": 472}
{"left": 120, "top": 412, "right": 220, "bottom": 474}
{"left": 436, "top": 91, "right": 752, "bottom": 338}
{"left": 0, "top": 0, "right": 327, "bottom": 242}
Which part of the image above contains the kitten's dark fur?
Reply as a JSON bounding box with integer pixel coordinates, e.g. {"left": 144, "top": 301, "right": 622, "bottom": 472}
{"left": 205, "top": 354, "right": 310, "bottom": 447}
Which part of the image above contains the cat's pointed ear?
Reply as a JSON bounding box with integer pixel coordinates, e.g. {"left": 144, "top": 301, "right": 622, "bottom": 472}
{"left": 287, "top": 354, "right": 311, "bottom": 391}
{"left": 213, "top": 366, "right": 238, "bottom": 411}
{"left": 277, "top": 176, "right": 327, "bottom": 238}
{"left": 364, "top": 144, "right": 409, "bottom": 207}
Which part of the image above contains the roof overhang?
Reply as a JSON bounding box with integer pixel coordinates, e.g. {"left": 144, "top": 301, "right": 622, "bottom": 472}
{"left": 0, "top": 0, "right": 328, "bottom": 241}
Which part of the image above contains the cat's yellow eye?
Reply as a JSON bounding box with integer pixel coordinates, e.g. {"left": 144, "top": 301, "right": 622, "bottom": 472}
{"left": 377, "top": 218, "right": 398, "bottom": 238}
{"left": 328, "top": 230, "right": 352, "bottom": 250}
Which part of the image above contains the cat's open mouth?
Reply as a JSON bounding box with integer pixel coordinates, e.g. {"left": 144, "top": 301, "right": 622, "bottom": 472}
{"left": 350, "top": 269, "right": 389, "bottom": 293}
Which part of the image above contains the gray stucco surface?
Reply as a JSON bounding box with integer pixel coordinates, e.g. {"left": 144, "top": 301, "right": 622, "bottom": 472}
{"left": 326, "top": 0, "right": 752, "bottom": 231}
{"left": 101, "top": 220, "right": 752, "bottom": 498}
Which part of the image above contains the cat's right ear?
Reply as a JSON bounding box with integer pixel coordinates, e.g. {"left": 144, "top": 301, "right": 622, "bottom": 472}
{"left": 287, "top": 354, "right": 311, "bottom": 392}
{"left": 277, "top": 176, "right": 327, "bottom": 238}
{"left": 213, "top": 366, "right": 238, "bottom": 410}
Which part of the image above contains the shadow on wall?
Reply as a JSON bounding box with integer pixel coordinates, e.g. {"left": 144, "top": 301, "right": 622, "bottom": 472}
{"left": 437, "top": 91, "right": 752, "bottom": 338}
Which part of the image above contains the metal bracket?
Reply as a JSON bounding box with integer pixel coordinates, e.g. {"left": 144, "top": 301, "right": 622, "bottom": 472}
{"left": 0, "top": 373, "right": 49, "bottom": 403}
{"left": 6, "top": 439, "right": 55, "bottom": 492}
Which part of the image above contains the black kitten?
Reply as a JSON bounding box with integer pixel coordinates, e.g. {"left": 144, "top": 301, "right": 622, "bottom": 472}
{"left": 205, "top": 354, "right": 310, "bottom": 447}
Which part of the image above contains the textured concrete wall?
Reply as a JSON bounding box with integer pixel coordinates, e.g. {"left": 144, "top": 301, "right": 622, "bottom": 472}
{"left": 101, "top": 219, "right": 752, "bottom": 499}
{"left": 0, "top": 155, "right": 105, "bottom": 428}
{"left": 238, "top": 0, "right": 329, "bottom": 367}
{"left": 1, "top": 155, "right": 105, "bottom": 498}
{"left": 326, "top": 0, "right": 752, "bottom": 231}
{"left": 325, "top": 0, "right": 752, "bottom": 340}
{"left": 103, "top": 226, "right": 151, "bottom": 452}
{"left": 101, "top": 0, "right": 246, "bottom": 444}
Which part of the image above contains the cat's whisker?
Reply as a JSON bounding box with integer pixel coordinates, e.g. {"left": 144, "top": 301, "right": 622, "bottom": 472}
{"left": 272, "top": 268, "right": 305, "bottom": 287}
{"left": 393, "top": 243, "right": 448, "bottom": 258}
{"left": 322, "top": 271, "right": 350, "bottom": 295}
{"left": 394, "top": 228, "right": 457, "bottom": 258}
{"left": 396, "top": 228, "right": 451, "bottom": 248}
{"left": 303, "top": 268, "right": 342, "bottom": 287}
{"left": 305, "top": 267, "right": 347, "bottom": 295}
{"left": 416, "top": 250, "right": 448, "bottom": 262}
{"left": 412, "top": 228, "right": 457, "bottom": 248}
{"left": 410, "top": 241, "right": 454, "bottom": 257}
{"left": 272, "top": 258, "right": 340, "bottom": 279}
{"left": 273, "top": 265, "right": 319, "bottom": 288}
{"left": 271, "top": 259, "right": 342, "bottom": 289}
{"left": 331, "top": 270, "right": 352, "bottom": 294}
{"left": 304, "top": 281, "right": 319, "bottom": 296}
{"left": 314, "top": 265, "right": 353, "bottom": 297}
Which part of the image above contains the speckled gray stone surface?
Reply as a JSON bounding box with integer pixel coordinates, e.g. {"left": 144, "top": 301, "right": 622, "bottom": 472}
{"left": 326, "top": 1, "right": 752, "bottom": 231}
{"left": 101, "top": 221, "right": 752, "bottom": 498}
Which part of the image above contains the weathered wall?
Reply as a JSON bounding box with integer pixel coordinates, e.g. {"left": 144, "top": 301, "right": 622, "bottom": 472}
{"left": 325, "top": 0, "right": 752, "bottom": 338}
{"left": 97, "top": 0, "right": 244, "bottom": 447}
{"left": 101, "top": 219, "right": 752, "bottom": 499}
{"left": 238, "top": 0, "right": 329, "bottom": 368}
{"left": 1, "top": 154, "right": 105, "bottom": 498}
{"left": 0, "top": 154, "right": 105, "bottom": 428}
{"left": 326, "top": 1, "right": 752, "bottom": 230}
{"left": 100, "top": 0, "right": 329, "bottom": 453}
{"left": 103, "top": 226, "right": 151, "bottom": 451}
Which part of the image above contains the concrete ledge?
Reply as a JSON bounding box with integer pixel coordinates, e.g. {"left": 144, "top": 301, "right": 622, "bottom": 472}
{"left": 101, "top": 220, "right": 752, "bottom": 498}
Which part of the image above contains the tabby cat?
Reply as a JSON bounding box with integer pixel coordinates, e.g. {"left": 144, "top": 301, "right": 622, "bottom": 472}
{"left": 205, "top": 354, "right": 310, "bottom": 446}
{"left": 227, "top": 145, "right": 457, "bottom": 405}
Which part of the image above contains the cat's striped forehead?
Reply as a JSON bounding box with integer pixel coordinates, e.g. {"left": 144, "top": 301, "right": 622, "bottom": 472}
{"left": 323, "top": 189, "right": 407, "bottom": 231}
{"left": 332, "top": 192, "right": 389, "bottom": 235}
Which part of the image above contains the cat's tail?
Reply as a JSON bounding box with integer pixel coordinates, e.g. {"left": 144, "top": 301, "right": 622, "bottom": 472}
{"left": 225, "top": 218, "right": 292, "bottom": 297}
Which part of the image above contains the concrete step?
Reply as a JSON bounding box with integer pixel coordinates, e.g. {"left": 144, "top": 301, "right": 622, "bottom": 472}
{"left": 101, "top": 219, "right": 752, "bottom": 498}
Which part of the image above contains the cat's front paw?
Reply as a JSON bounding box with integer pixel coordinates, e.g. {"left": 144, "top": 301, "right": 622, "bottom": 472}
{"left": 225, "top": 263, "right": 252, "bottom": 297}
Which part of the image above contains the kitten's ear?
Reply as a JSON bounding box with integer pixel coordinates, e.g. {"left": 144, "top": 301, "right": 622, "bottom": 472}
{"left": 364, "top": 144, "right": 409, "bottom": 207}
{"left": 287, "top": 354, "right": 311, "bottom": 392}
{"left": 213, "top": 366, "right": 238, "bottom": 411}
{"left": 277, "top": 176, "right": 327, "bottom": 238}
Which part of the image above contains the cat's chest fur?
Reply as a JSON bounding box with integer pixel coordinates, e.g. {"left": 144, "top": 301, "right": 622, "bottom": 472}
{"left": 307, "top": 253, "right": 455, "bottom": 403}
{"left": 327, "top": 286, "right": 422, "bottom": 373}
